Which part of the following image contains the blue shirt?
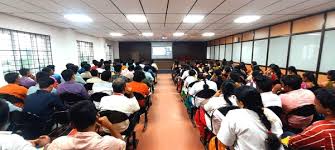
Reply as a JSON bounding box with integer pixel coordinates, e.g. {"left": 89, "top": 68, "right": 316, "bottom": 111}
{"left": 23, "top": 90, "right": 66, "bottom": 120}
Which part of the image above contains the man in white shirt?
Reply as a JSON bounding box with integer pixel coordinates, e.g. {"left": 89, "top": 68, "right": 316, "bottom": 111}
{"left": 189, "top": 74, "right": 217, "bottom": 107}
{"left": 255, "top": 75, "right": 282, "bottom": 108}
{"left": 182, "top": 70, "right": 198, "bottom": 94}
{"left": 86, "top": 70, "right": 102, "bottom": 84}
{"left": 0, "top": 100, "right": 50, "bottom": 149}
{"left": 121, "top": 65, "right": 135, "bottom": 81}
{"left": 92, "top": 71, "right": 113, "bottom": 95}
{"left": 99, "top": 78, "right": 140, "bottom": 132}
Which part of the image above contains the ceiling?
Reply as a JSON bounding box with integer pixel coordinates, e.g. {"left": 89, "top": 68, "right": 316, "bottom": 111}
{"left": 0, "top": 0, "right": 335, "bottom": 41}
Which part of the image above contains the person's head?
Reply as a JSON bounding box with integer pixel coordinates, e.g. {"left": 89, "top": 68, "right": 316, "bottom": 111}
{"left": 114, "top": 64, "right": 122, "bottom": 73}
{"left": 287, "top": 66, "right": 297, "bottom": 75}
{"left": 281, "top": 75, "right": 302, "bottom": 92}
{"left": 133, "top": 71, "right": 146, "bottom": 82}
{"left": 143, "top": 65, "right": 150, "bottom": 72}
{"left": 0, "top": 100, "right": 9, "bottom": 130}
{"left": 42, "top": 67, "right": 53, "bottom": 76}
{"left": 19, "top": 68, "right": 31, "bottom": 77}
{"left": 61, "top": 69, "right": 75, "bottom": 82}
{"left": 314, "top": 88, "right": 335, "bottom": 116}
{"left": 189, "top": 69, "right": 196, "bottom": 76}
{"left": 83, "top": 64, "right": 91, "bottom": 72}
{"left": 90, "top": 69, "right": 99, "bottom": 77}
{"left": 69, "top": 100, "right": 97, "bottom": 132}
{"left": 101, "top": 71, "right": 111, "bottom": 81}
{"left": 269, "top": 64, "right": 281, "bottom": 78}
{"left": 80, "top": 61, "right": 88, "bottom": 68}
{"left": 302, "top": 72, "right": 317, "bottom": 85}
{"left": 251, "top": 61, "right": 257, "bottom": 67}
{"left": 229, "top": 71, "right": 244, "bottom": 84}
{"left": 92, "top": 60, "right": 98, "bottom": 66}
{"left": 255, "top": 75, "right": 273, "bottom": 93}
{"left": 252, "top": 70, "right": 262, "bottom": 79}
{"left": 46, "top": 65, "right": 55, "bottom": 71}
{"left": 104, "top": 65, "right": 111, "bottom": 71}
{"left": 97, "top": 62, "right": 103, "bottom": 68}
{"left": 235, "top": 86, "right": 281, "bottom": 149}
{"left": 252, "top": 65, "right": 261, "bottom": 72}
{"left": 214, "top": 69, "right": 222, "bottom": 76}
{"left": 327, "top": 70, "right": 335, "bottom": 81}
{"left": 38, "top": 77, "right": 55, "bottom": 92}
{"left": 69, "top": 65, "right": 79, "bottom": 74}
{"left": 128, "top": 65, "right": 134, "bottom": 71}
{"left": 134, "top": 65, "right": 142, "bottom": 71}
{"left": 112, "top": 78, "right": 126, "bottom": 93}
{"left": 35, "top": 71, "right": 50, "bottom": 83}
{"left": 220, "top": 80, "right": 236, "bottom": 105}
{"left": 4, "top": 72, "right": 19, "bottom": 84}
{"left": 66, "top": 63, "right": 74, "bottom": 69}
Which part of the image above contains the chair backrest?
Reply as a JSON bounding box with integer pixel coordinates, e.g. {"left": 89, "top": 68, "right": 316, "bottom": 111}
{"left": 287, "top": 104, "right": 316, "bottom": 117}
{"left": 217, "top": 106, "right": 239, "bottom": 116}
{"left": 121, "top": 111, "right": 141, "bottom": 135}
{"left": 83, "top": 78, "right": 89, "bottom": 81}
{"left": 99, "top": 110, "right": 129, "bottom": 124}
{"left": 195, "top": 89, "right": 216, "bottom": 99}
{"left": 133, "top": 92, "right": 145, "bottom": 100}
{"left": 89, "top": 92, "right": 109, "bottom": 102}
{"left": 0, "top": 94, "right": 24, "bottom": 105}
{"left": 52, "top": 111, "right": 70, "bottom": 125}
{"left": 188, "top": 80, "right": 199, "bottom": 88}
{"left": 9, "top": 110, "right": 25, "bottom": 126}
{"left": 267, "top": 106, "right": 283, "bottom": 118}
{"left": 59, "top": 93, "right": 86, "bottom": 106}
{"left": 84, "top": 83, "right": 94, "bottom": 91}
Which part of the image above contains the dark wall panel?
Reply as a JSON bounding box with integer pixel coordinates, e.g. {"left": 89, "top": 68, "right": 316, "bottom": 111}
{"left": 172, "top": 42, "right": 207, "bottom": 60}
{"left": 119, "top": 42, "right": 151, "bottom": 62}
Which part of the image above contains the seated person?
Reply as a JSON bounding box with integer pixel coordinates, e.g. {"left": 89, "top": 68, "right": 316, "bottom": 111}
{"left": 86, "top": 69, "right": 102, "bottom": 84}
{"left": 255, "top": 75, "right": 282, "bottom": 108}
{"left": 78, "top": 61, "right": 88, "bottom": 74}
{"left": 288, "top": 88, "right": 335, "bottom": 149}
{"left": 122, "top": 65, "right": 135, "bottom": 81}
{"left": 127, "top": 71, "right": 150, "bottom": 107}
{"left": 47, "top": 65, "right": 61, "bottom": 84}
{"left": 18, "top": 68, "right": 36, "bottom": 88}
{"left": 182, "top": 69, "right": 197, "bottom": 95}
{"left": 279, "top": 75, "right": 315, "bottom": 130}
{"left": 46, "top": 101, "right": 125, "bottom": 150}
{"left": 80, "top": 64, "right": 92, "bottom": 79}
{"left": 111, "top": 64, "right": 127, "bottom": 82}
{"left": 143, "top": 65, "right": 154, "bottom": 85}
{"left": 0, "top": 100, "right": 50, "bottom": 149}
{"left": 99, "top": 78, "right": 140, "bottom": 132}
{"left": 42, "top": 67, "right": 58, "bottom": 88}
{"left": 27, "top": 71, "right": 57, "bottom": 95}
{"left": 301, "top": 72, "right": 319, "bottom": 92}
{"left": 69, "top": 65, "right": 86, "bottom": 85}
{"left": 0, "top": 72, "right": 28, "bottom": 107}
{"left": 57, "top": 69, "right": 89, "bottom": 99}
{"left": 217, "top": 86, "right": 283, "bottom": 150}
{"left": 320, "top": 70, "right": 335, "bottom": 89}
{"left": 188, "top": 73, "right": 217, "bottom": 107}
{"left": 23, "top": 77, "right": 67, "bottom": 122}
{"left": 92, "top": 71, "right": 113, "bottom": 95}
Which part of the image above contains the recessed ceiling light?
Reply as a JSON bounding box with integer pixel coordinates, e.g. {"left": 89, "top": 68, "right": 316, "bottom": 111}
{"left": 234, "top": 15, "right": 261, "bottom": 23}
{"left": 202, "top": 32, "right": 215, "bottom": 37}
{"left": 64, "top": 14, "right": 93, "bottom": 23}
{"left": 110, "top": 32, "right": 123, "bottom": 36}
{"left": 142, "top": 32, "right": 153, "bottom": 36}
{"left": 162, "top": 36, "right": 168, "bottom": 40}
{"left": 173, "top": 32, "right": 184, "bottom": 37}
{"left": 183, "top": 15, "right": 204, "bottom": 23}
{"left": 126, "top": 14, "right": 147, "bottom": 23}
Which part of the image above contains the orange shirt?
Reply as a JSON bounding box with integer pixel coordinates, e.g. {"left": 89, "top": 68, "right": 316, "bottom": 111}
{"left": 0, "top": 84, "right": 28, "bottom": 100}
{"left": 127, "top": 81, "right": 149, "bottom": 97}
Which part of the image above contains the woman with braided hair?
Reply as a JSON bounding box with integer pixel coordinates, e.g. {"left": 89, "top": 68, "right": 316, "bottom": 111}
{"left": 217, "top": 86, "right": 283, "bottom": 150}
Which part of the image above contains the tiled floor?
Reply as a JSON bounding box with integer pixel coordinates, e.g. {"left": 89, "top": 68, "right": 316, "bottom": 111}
{"left": 135, "top": 74, "right": 204, "bottom": 150}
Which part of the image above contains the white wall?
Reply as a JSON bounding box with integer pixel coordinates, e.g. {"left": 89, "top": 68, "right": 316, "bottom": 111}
{"left": 0, "top": 13, "right": 116, "bottom": 86}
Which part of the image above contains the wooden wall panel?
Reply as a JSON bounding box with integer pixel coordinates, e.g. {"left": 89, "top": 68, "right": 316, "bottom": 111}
{"left": 214, "top": 39, "right": 220, "bottom": 45}
{"left": 219, "top": 38, "right": 225, "bottom": 45}
{"left": 242, "top": 31, "right": 254, "bottom": 41}
{"left": 293, "top": 14, "right": 324, "bottom": 34}
{"left": 226, "top": 36, "right": 233, "bottom": 44}
{"left": 270, "top": 22, "right": 291, "bottom": 37}
{"left": 207, "top": 41, "right": 211, "bottom": 46}
{"left": 326, "top": 11, "right": 335, "bottom": 28}
{"left": 233, "top": 34, "right": 242, "bottom": 42}
{"left": 255, "top": 27, "right": 269, "bottom": 39}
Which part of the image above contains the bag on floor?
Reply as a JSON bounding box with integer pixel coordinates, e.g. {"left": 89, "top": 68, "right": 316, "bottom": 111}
{"left": 208, "top": 136, "right": 226, "bottom": 150}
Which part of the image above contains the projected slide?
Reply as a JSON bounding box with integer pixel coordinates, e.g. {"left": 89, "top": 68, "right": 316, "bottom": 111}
{"left": 151, "top": 42, "right": 173, "bottom": 59}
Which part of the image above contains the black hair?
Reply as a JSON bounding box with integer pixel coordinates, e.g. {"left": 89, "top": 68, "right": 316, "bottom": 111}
{"left": 287, "top": 66, "right": 297, "bottom": 75}
{"left": 38, "top": 77, "right": 55, "bottom": 89}
{"left": 252, "top": 70, "right": 263, "bottom": 79}
{"left": 90, "top": 69, "right": 98, "bottom": 77}
{"left": 143, "top": 65, "right": 150, "bottom": 72}
{"left": 97, "top": 62, "right": 103, "bottom": 68}
{"left": 327, "top": 70, "right": 335, "bottom": 81}
{"left": 114, "top": 64, "right": 122, "bottom": 73}
{"left": 80, "top": 61, "right": 88, "bottom": 67}
{"left": 214, "top": 69, "right": 222, "bottom": 76}
{"left": 19, "top": 68, "right": 30, "bottom": 76}
{"left": 230, "top": 70, "right": 246, "bottom": 84}
{"left": 92, "top": 60, "right": 98, "bottom": 66}
{"left": 255, "top": 75, "right": 273, "bottom": 92}
{"left": 112, "top": 78, "right": 126, "bottom": 93}
{"left": 0, "top": 100, "right": 9, "bottom": 128}
{"left": 69, "top": 100, "right": 97, "bottom": 131}
{"left": 66, "top": 63, "right": 74, "bottom": 69}
{"left": 251, "top": 61, "right": 257, "bottom": 66}
{"left": 253, "top": 65, "right": 261, "bottom": 72}
{"left": 269, "top": 64, "right": 282, "bottom": 79}
{"left": 101, "top": 71, "right": 111, "bottom": 81}
{"left": 69, "top": 65, "right": 79, "bottom": 73}
{"left": 134, "top": 65, "right": 142, "bottom": 71}
{"left": 221, "top": 80, "right": 235, "bottom": 105}
{"left": 128, "top": 65, "right": 135, "bottom": 71}
{"left": 35, "top": 71, "right": 50, "bottom": 83}
{"left": 83, "top": 64, "right": 91, "bottom": 72}
{"left": 281, "top": 75, "right": 302, "bottom": 90}
{"left": 46, "top": 65, "right": 55, "bottom": 71}
{"left": 235, "top": 86, "right": 281, "bottom": 150}
{"left": 4, "top": 72, "right": 19, "bottom": 83}
{"left": 104, "top": 65, "right": 111, "bottom": 71}
{"left": 303, "top": 72, "right": 318, "bottom": 86}
{"left": 189, "top": 70, "right": 196, "bottom": 76}
{"left": 42, "top": 67, "right": 53, "bottom": 75}
{"left": 315, "top": 88, "right": 335, "bottom": 113}
{"left": 133, "top": 71, "right": 146, "bottom": 82}
{"left": 61, "top": 69, "right": 74, "bottom": 81}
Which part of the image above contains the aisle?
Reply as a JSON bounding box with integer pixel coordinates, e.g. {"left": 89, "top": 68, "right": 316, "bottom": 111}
{"left": 136, "top": 74, "right": 204, "bottom": 150}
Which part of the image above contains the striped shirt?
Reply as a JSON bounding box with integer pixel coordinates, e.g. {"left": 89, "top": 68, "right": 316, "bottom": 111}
{"left": 289, "top": 120, "right": 335, "bottom": 150}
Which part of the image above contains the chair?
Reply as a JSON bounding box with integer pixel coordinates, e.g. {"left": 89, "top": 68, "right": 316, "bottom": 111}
{"left": 267, "top": 106, "right": 283, "bottom": 118}
{"left": 285, "top": 104, "right": 316, "bottom": 133}
{"left": 59, "top": 93, "right": 87, "bottom": 107}
{"left": 133, "top": 92, "right": 151, "bottom": 132}
{"left": 48, "top": 111, "right": 72, "bottom": 138}
{"left": 0, "top": 94, "right": 24, "bottom": 107}
{"left": 89, "top": 92, "right": 109, "bottom": 103}
{"left": 9, "top": 110, "right": 25, "bottom": 134}
{"left": 22, "top": 112, "right": 54, "bottom": 140}
{"left": 84, "top": 83, "right": 94, "bottom": 91}
{"left": 83, "top": 78, "right": 89, "bottom": 81}
{"left": 190, "top": 89, "right": 216, "bottom": 127}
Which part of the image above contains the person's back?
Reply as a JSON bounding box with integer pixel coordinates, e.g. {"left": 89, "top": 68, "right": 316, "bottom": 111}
{"left": 92, "top": 71, "right": 113, "bottom": 95}
{"left": 0, "top": 73, "right": 28, "bottom": 104}
{"left": 58, "top": 69, "right": 88, "bottom": 99}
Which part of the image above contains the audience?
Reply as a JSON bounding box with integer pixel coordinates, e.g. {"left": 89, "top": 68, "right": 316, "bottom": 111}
{"left": 189, "top": 73, "right": 217, "bottom": 107}
{"left": 42, "top": 67, "right": 58, "bottom": 87}
{"left": 80, "top": 63, "right": 92, "bottom": 79}
{"left": 27, "top": 71, "right": 57, "bottom": 95}
{"left": 18, "top": 68, "right": 36, "bottom": 88}
{"left": 255, "top": 75, "right": 282, "bottom": 108}
{"left": 57, "top": 69, "right": 89, "bottom": 99}
{"left": 99, "top": 78, "right": 140, "bottom": 132}
{"left": 46, "top": 101, "right": 125, "bottom": 149}
{"left": 320, "top": 70, "right": 335, "bottom": 89}
{"left": 111, "top": 64, "right": 127, "bottom": 82}
{"left": 47, "top": 65, "right": 61, "bottom": 84}
{"left": 68, "top": 65, "right": 86, "bottom": 84}
{"left": 301, "top": 71, "right": 319, "bottom": 92}
{"left": 287, "top": 66, "right": 298, "bottom": 75}
{"left": 122, "top": 65, "right": 135, "bottom": 80}
{"left": 78, "top": 61, "right": 88, "bottom": 74}
{"left": 0, "top": 72, "right": 28, "bottom": 107}
{"left": 86, "top": 69, "right": 102, "bottom": 84}
{"left": 128, "top": 71, "right": 150, "bottom": 107}
{"left": 92, "top": 71, "right": 113, "bottom": 95}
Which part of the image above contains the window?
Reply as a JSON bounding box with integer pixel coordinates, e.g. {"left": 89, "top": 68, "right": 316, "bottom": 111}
{"left": 210, "top": 46, "right": 215, "bottom": 59}
{"left": 206, "top": 46, "right": 210, "bottom": 59}
{"left": 106, "top": 45, "right": 113, "bottom": 61}
{"left": 253, "top": 39, "right": 268, "bottom": 66}
{"left": 232, "top": 43, "right": 241, "bottom": 62}
{"left": 225, "top": 44, "right": 232, "bottom": 61}
{"left": 77, "top": 40, "right": 94, "bottom": 64}
{"left": 241, "top": 41, "right": 253, "bottom": 63}
{"left": 268, "top": 36, "right": 289, "bottom": 68}
{"left": 215, "top": 45, "right": 220, "bottom": 60}
{"left": 219, "top": 45, "right": 225, "bottom": 60}
{"left": 320, "top": 30, "right": 335, "bottom": 72}
{"left": 0, "top": 28, "right": 52, "bottom": 74}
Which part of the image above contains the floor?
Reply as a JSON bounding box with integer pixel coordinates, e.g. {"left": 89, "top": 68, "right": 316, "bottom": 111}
{"left": 135, "top": 74, "right": 204, "bottom": 150}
